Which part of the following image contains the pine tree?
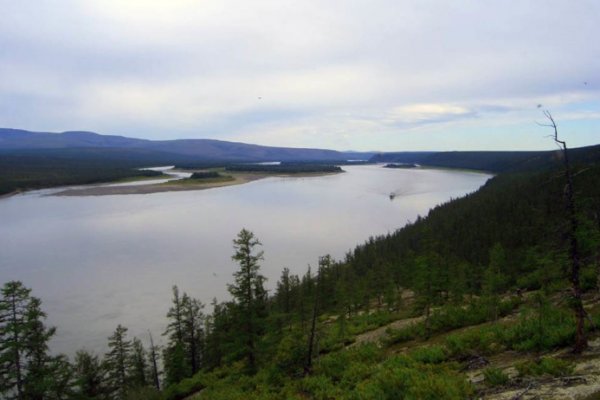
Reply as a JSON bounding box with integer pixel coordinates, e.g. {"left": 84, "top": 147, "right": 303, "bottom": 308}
{"left": 73, "top": 350, "right": 106, "bottom": 399}
{"left": 483, "top": 243, "right": 507, "bottom": 321}
{"left": 0, "top": 281, "right": 58, "bottom": 400}
{"left": 0, "top": 281, "right": 31, "bottom": 399}
{"left": 104, "top": 325, "right": 132, "bottom": 399}
{"left": 227, "top": 229, "right": 267, "bottom": 373}
{"left": 129, "top": 337, "right": 148, "bottom": 389}
{"left": 22, "top": 297, "right": 57, "bottom": 400}
{"left": 162, "top": 285, "right": 191, "bottom": 385}
{"left": 181, "top": 295, "right": 204, "bottom": 375}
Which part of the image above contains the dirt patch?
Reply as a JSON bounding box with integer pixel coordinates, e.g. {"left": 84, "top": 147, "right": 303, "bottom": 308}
{"left": 350, "top": 315, "right": 424, "bottom": 347}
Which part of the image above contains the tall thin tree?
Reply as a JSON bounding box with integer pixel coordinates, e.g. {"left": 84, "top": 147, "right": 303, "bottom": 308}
{"left": 227, "top": 228, "right": 267, "bottom": 373}
{"left": 539, "top": 110, "right": 587, "bottom": 352}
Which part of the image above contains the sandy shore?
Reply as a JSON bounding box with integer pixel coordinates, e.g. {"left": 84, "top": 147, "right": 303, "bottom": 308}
{"left": 52, "top": 173, "right": 267, "bottom": 196}
{"left": 52, "top": 171, "right": 340, "bottom": 196}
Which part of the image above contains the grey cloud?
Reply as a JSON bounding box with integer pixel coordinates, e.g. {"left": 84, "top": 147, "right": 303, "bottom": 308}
{"left": 1, "top": 0, "right": 599, "bottom": 149}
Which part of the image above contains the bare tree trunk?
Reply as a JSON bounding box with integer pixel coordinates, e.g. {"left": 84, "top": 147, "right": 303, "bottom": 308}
{"left": 148, "top": 332, "right": 161, "bottom": 391}
{"left": 542, "top": 111, "right": 587, "bottom": 353}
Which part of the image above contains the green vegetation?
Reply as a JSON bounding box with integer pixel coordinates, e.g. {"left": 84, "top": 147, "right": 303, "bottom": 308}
{"left": 383, "top": 163, "right": 418, "bottom": 169}
{"left": 224, "top": 163, "right": 343, "bottom": 174}
{"left": 0, "top": 151, "right": 163, "bottom": 195}
{"left": 515, "top": 357, "right": 574, "bottom": 377}
{"left": 483, "top": 367, "right": 509, "bottom": 387}
{"left": 189, "top": 171, "right": 222, "bottom": 179}
{"left": 2, "top": 142, "right": 600, "bottom": 399}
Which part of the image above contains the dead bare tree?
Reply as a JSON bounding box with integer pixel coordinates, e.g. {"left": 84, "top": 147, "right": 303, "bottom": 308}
{"left": 539, "top": 110, "right": 587, "bottom": 353}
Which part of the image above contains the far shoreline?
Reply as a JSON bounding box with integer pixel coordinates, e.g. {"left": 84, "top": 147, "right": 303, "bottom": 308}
{"left": 51, "top": 170, "right": 343, "bottom": 197}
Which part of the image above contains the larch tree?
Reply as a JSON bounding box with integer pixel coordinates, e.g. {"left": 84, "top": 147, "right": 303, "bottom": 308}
{"left": 227, "top": 228, "right": 267, "bottom": 373}
{"left": 104, "top": 324, "right": 132, "bottom": 399}
{"left": 0, "top": 281, "right": 57, "bottom": 400}
{"left": 539, "top": 110, "right": 587, "bottom": 353}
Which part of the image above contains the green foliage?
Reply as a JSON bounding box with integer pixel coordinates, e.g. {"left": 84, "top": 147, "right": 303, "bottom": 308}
{"left": 162, "top": 372, "right": 208, "bottom": 400}
{"left": 190, "top": 171, "right": 222, "bottom": 179}
{"left": 225, "top": 164, "right": 343, "bottom": 174}
{"left": 483, "top": 367, "right": 509, "bottom": 387}
{"left": 227, "top": 229, "right": 268, "bottom": 373}
{"left": 126, "top": 386, "right": 162, "bottom": 400}
{"left": 350, "top": 356, "right": 473, "bottom": 400}
{"left": 502, "top": 301, "right": 575, "bottom": 352}
{"left": 409, "top": 346, "right": 448, "bottom": 364}
{"left": 444, "top": 326, "right": 503, "bottom": 358}
{"left": 0, "top": 151, "right": 163, "bottom": 195}
{"left": 515, "top": 357, "right": 574, "bottom": 377}
{"left": 105, "top": 325, "right": 133, "bottom": 399}
{"left": 0, "top": 281, "right": 59, "bottom": 400}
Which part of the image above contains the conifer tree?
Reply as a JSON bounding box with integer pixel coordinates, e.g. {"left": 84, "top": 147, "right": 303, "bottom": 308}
{"left": 73, "top": 350, "right": 106, "bottom": 399}
{"left": 129, "top": 337, "right": 148, "bottom": 389}
{"left": 162, "top": 285, "right": 191, "bottom": 385}
{"left": 227, "top": 228, "right": 267, "bottom": 373}
{"left": 181, "top": 295, "right": 204, "bottom": 374}
{"left": 483, "top": 243, "right": 507, "bottom": 321}
{"left": 104, "top": 324, "right": 132, "bottom": 399}
{"left": 0, "top": 281, "right": 58, "bottom": 400}
{"left": 22, "top": 297, "right": 57, "bottom": 400}
{"left": 0, "top": 281, "right": 31, "bottom": 399}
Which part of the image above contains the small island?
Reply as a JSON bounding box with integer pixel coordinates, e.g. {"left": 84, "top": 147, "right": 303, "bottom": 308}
{"left": 383, "top": 163, "right": 419, "bottom": 169}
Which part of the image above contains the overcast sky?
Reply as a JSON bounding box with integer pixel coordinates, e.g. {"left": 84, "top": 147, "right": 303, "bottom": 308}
{"left": 1, "top": 0, "right": 599, "bottom": 151}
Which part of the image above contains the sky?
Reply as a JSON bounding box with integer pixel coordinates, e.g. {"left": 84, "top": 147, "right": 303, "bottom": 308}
{"left": 1, "top": 0, "right": 599, "bottom": 151}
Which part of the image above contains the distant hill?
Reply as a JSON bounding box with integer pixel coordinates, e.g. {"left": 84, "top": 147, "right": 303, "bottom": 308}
{"left": 370, "top": 145, "right": 600, "bottom": 173}
{"left": 0, "top": 128, "right": 371, "bottom": 163}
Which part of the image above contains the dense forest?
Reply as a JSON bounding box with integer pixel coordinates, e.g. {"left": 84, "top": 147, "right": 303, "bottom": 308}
{"left": 2, "top": 143, "right": 600, "bottom": 399}
{"left": 0, "top": 151, "right": 165, "bottom": 196}
{"left": 224, "top": 164, "right": 343, "bottom": 174}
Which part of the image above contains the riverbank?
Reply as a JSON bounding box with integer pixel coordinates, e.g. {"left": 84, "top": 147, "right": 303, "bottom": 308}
{"left": 52, "top": 170, "right": 342, "bottom": 196}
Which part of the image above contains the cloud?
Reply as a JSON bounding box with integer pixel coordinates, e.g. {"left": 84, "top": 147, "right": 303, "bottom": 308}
{"left": 386, "top": 104, "right": 474, "bottom": 125}
{"left": 0, "top": 0, "right": 599, "bottom": 150}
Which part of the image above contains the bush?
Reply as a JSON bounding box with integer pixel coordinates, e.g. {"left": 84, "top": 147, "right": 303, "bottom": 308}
{"left": 501, "top": 305, "right": 574, "bottom": 352}
{"left": 351, "top": 356, "right": 473, "bottom": 400}
{"left": 516, "top": 357, "right": 574, "bottom": 377}
{"left": 444, "top": 326, "right": 503, "bottom": 358}
{"left": 483, "top": 367, "right": 509, "bottom": 387}
{"left": 409, "top": 345, "right": 448, "bottom": 364}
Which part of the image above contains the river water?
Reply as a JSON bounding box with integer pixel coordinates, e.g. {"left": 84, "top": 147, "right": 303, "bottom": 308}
{"left": 0, "top": 165, "right": 491, "bottom": 355}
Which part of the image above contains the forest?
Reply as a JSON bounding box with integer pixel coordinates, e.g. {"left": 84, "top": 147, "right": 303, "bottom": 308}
{"left": 2, "top": 143, "right": 600, "bottom": 399}
{"left": 0, "top": 150, "right": 167, "bottom": 196}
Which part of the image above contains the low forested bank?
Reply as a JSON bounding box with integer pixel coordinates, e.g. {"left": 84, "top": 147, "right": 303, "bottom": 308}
{"left": 0, "top": 151, "right": 164, "bottom": 195}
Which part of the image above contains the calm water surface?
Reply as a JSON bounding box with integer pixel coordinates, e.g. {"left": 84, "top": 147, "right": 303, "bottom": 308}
{"left": 0, "top": 165, "right": 491, "bottom": 354}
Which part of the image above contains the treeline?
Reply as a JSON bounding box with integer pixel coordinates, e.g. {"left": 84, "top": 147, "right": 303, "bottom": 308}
{"left": 371, "top": 144, "right": 600, "bottom": 173}
{"left": 224, "top": 164, "right": 343, "bottom": 174}
{"left": 0, "top": 151, "right": 164, "bottom": 195}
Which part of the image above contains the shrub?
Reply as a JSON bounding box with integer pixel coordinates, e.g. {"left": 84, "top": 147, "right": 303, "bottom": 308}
{"left": 444, "top": 326, "right": 503, "bottom": 358}
{"left": 351, "top": 356, "right": 473, "bottom": 400}
{"left": 501, "top": 305, "right": 574, "bottom": 352}
{"left": 516, "top": 357, "right": 574, "bottom": 377}
{"left": 483, "top": 367, "right": 509, "bottom": 387}
{"left": 409, "top": 345, "right": 448, "bottom": 364}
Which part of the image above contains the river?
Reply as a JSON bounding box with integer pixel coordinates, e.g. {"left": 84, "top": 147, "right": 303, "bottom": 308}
{"left": 0, "top": 165, "right": 491, "bottom": 355}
